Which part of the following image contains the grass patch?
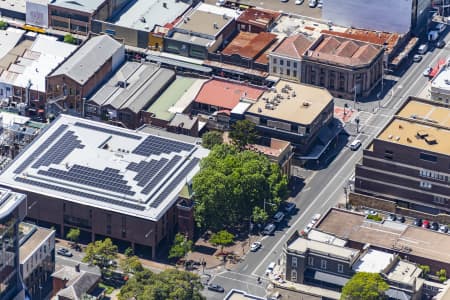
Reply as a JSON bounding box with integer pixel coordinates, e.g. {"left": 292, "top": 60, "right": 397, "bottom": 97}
{"left": 367, "top": 214, "right": 382, "bottom": 222}
{"left": 99, "top": 282, "right": 115, "bottom": 295}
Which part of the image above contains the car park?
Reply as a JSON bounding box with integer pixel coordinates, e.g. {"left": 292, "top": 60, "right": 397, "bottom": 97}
{"left": 439, "top": 225, "right": 448, "bottom": 233}
{"left": 208, "top": 284, "right": 225, "bottom": 293}
{"left": 262, "top": 223, "right": 276, "bottom": 235}
{"left": 57, "top": 248, "right": 73, "bottom": 257}
{"left": 436, "top": 39, "right": 446, "bottom": 48}
{"left": 265, "top": 262, "right": 276, "bottom": 276}
{"left": 388, "top": 214, "right": 397, "bottom": 221}
{"left": 250, "top": 241, "right": 262, "bottom": 252}
{"left": 423, "top": 67, "right": 432, "bottom": 77}
{"left": 422, "top": 220, "right": 430, "bottom": 229}
{"left": 283, "top": 202, "right": 296, "bottom": 214}
{"left": 295, "top": 0, "right": 304, "bottom": 4}
{"left": 273, "top": 211, "right": 285, "bottom": 223}
{"left": 413, "top": 218, "right": 422, "bottom": 227}
{"left": 349, "top": 139, "right": 362, "bottom": 151}
{"left": 431, "top": 222, "right": 439, "bottom": 231}
{"left": 413, "top": 54, "right": 422, "bottom": 62}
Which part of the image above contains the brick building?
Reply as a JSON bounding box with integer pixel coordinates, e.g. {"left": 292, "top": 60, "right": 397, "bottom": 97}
{"left": 236, "top": 7, "right": 280, "bottom": 33}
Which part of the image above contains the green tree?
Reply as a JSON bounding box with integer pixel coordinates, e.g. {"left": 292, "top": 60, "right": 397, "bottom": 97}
{"left": 193, "top": 144, "right": 288, "bottom": 230}
{"left": 229, "top": 120, "right": 257, "bottom": 150}
{"left": 64, "top": 34, "right": 76, "bottom": 44}
{"left": 436, "top": 269, "right": 447, "bottom": 282}
{"left": 66, "top": 228, "right": 80, "bottom": 245}
{"left": 419, "top": 265, "right": 430, "bottom": 278}
{"left": 120, "top": 255, "right": 143, "bottom": 274}
{"left": 124, "top": 247, "right": 134, "bottom": 258}
{"left": 82, "top": 238, "right": 118, "bottom": 275}
{"left": 0, "top": 20, "right": 8, "bottom": 30}
{"left": 118, "top": 269, "right": 205, "bottom": 300}
{"left": 210, "top": 230, "right": 234, "bottom": 254}
{"left": 252, "top": 206, "right": 269, "bottom": 225}
{"left": 201, "top": 131, "right": 223, "bottom": 149}
{"left": 168, "top": 233, "right": 193, "bottom": 260}
{"left": 341, "top": 272, "right": 389, "bottom": 300}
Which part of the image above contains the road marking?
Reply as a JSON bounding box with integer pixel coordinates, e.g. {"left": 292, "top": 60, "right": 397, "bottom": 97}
{"left": 242, "top": 264, "right": 248, "bottom": 272}
{"left": 214, "top": 273, "right": 264, "bottom": 289}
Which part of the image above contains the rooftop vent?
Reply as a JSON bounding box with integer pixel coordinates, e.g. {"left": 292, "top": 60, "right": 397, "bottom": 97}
{"left": 162, "top": 2, "right": 167, "bottom": 8}
{"left": 388, "top": 135, "right": 393, "bottom": 139}
{"left": 417, "top": 130, "right": 428, "bottom": 138}
{"left": 302, "top": 101, "right": 311, "bottom": 107}
{"left": 406, "top": 137, "right": 412, "bottom": 143}
{"left": 424, "top": 135, "right": 437, "bottom": 145}
{"left": 213, "top": 23, "right": 219, "bottom": 29}
{"left": 140, "top": 17, "right": 146, "bottom": 23}
{"left": 395, "top": 136, "right": 400, "bottom": 141}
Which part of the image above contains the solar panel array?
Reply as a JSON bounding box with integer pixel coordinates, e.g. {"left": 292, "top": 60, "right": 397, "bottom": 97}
{"left": 37, "top": 165, "right": 135, "bottom": 196}
{"left": 128, "top": 159, "right": 169, "bottom": 187}
{"left": 142, "top": 155, "right": 182, "bottom": 195}
{"left": 132, "top": 135, "right": 194, "bottom": 156}
{"left": 150, "top": 158, "right": 200, "bottom": 208}
{"left": 74, "top": 122, "right": 142, "bottom": 140}
{"left": 14, "top": 124, "right": 69, "bottom": 174}
{"left": 15, "top": 177, "right": 145, "bottom": 210}
{"left": 32, "top": 131, "right": 84, "bottom": 169}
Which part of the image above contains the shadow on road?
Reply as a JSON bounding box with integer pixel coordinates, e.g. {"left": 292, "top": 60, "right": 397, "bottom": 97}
{"left": 304, "top": 132, "right": 350, "bottom": 171}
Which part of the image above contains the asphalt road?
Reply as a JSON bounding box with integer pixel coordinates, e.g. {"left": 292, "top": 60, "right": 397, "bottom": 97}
{"left": 203, "top": 35, "right": 450, "bottom": 299}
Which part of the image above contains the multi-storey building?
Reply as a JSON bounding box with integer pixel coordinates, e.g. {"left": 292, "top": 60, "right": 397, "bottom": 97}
{"left": 355, "top": 97, "right": 450, "bottom": 215}
{"left": 0, "top": 188, "right": 27, "bottom": 300}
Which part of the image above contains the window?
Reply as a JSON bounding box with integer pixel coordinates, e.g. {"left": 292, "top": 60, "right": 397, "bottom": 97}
{"left": 280, "top": 60, "right": 284, "bottom": 66}
{"left": 384, "top": 150, "right": 393, "bottom": 160}
{"left": 433, "top": 195, "right": 449, "bottom": 205}
{"left": 287, "top": 60, "right": 291, "bottom": 67}
{"left": 321, "top": 259, "right": 327, "bottom": 269}
{"left": 273, "top": 58, "right": 277, "bottom": 64}
{"left": 291, "top": 270, "right": 297, "bottom": 281}
{"left": 293, "top": 70, "right": 297, "bottom": 78}
{"left": 272, "top": 66, "right": 277, "bottom": 73}
{"left": 420, "top": 153, "right": 437, "bottom": 162}
{"left": 286, "top": 69, "right": 291, "bottom": 76}
{"left": 338, "top": 264, "right": 344, "bottom": 273}
{"left": 292, "top": 257, "right": 298, "bottom": 268}
{"left": 419, "top": 181, "right": 432, "bottom": 189}
{"left": 308, "top": 256, "right": 314, "bottom": 266}
{"left": 293, "top": 62, "right": 298, "bottom": 68}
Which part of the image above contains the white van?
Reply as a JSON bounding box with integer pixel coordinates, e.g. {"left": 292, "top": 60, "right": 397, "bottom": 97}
{"left": 418, "top": 44, "right": 428, "bottom": 54}
{"left": 265, "top": 262, "right": 276, "bottom": 275}
{"left": 349, "top": 139, "right": 361, "bottom": 151}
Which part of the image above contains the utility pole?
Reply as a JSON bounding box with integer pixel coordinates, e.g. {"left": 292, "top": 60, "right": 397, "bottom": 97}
{"left": 355, "top": 117, "right": 360, "bottom": 133}
{"left": 343, "top": 186, "right": 348, "bottom": 209}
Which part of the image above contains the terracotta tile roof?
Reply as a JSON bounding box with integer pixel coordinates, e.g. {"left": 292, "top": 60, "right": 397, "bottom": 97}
{"left": 272, "top": 34, "right": 314, "bottom": 59}
{"left": 237, "top": 7, "right": 281, "bottom": 29}
{"left": 307, "top": 35, "right": 382, "bottom": 66}
{"left": 194, "top": 79, "right": 265, "bottom": 110}
{"left": 222, "top": 31, "right": 277, "bottom": 60}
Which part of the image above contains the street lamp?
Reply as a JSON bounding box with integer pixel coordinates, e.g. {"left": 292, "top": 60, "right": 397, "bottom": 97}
{"left": 343, "top": 186, "right": 348, "bottom": 209}
{"left": 343, "top": 103, "right": 348, "bottom": 116}
{"left": 355, "top": 117, "right": 360, "bottom": 133}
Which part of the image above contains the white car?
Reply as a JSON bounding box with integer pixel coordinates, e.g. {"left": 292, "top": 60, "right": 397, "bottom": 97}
{"left": 250, "top": 241, "right": 262, "bottom": 252}
{"left": 317, "top": 0, "right": 323, "bottom": 8}
{"left": 423, "top": 67, "right": 432, "bottom": 77}
{"left": 308, "top": 0, "right": 317, "bottom": 7}
{"left": 265, "top": 262, "right": 275, "bottom": 276}
{"left": 304, "top": 222, "right": 314, "bottom": 234}
{"left": 349, "top": 139, "right": 361, "bottom": 151}
{"left": 295, "top": 0, "right": 304, "bottom": 4}
{"left": 216, "top": 0, "right": 225, "bottom": 5}
{"left": 311, "top": 213, "right": 321, "bottom": 224}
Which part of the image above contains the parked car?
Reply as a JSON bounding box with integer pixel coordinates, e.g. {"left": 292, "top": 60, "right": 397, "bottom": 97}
{"left": 388, "top": 214, "right": 397, "bottom": 221}
{"left": 423, "top": 67, "right": 433, "bottom": 77}
{"left": 311, "top": 213, "right": 321, "bottom": 224}
{"left": 216, "top": 0, "right": 226, "bottom": 5}
{"left": 349, "top": 139, "right": 361, "bottom": 151}
{"left": 397, "top": 215, "right": 406, "bottom": 223}
{"left": 308, "top": 0, "right": 317, "bottom": 7}
{"left": 436, "top": 23, "right": 446, "bottom": 33}
{"left": 280, "top": 0, "right": 289, "bottom": 2}
{"left": 439, "top": 225, "right": 449, "bottom": 233}
{"left": 283, "top": 202, "right": 296, "bottom": 214}
{"left": 413, "top": 54, "right": 422, "bottom": 62}
{"left": 57, "top": 248, "right": 73, "bottom": 257}
{"left": 436, "top": 39, "right": 446, "bottom": 48}
{"left": 422, "top": 220, "right": 430, "bottom": 229}
{"left": 273, "top": 211, "right": 285, "bottom": 223}
{"left": 317, "top": 0, "right": 323, "bottom": 8}
{"left": 304, "top": 222, "right": 314, "bottom": 234}
{"left": 208, "top": 284, "right": 224, "bottom": 293}
{"left": 262, "top": 223, "right": 276, "bottom": 235}
{"left": 265, "top": 262, "right": 276, "bottom": 276}
{"left": 295, "top": 0, "right": 304, "bottom": 4}
{"left": 431, "top": 222, "right": 439, "bottom": 231}
{"left": 417, "top": 43, "right": 428, "bottom": 54}
{"left": 250, "top": 241, "right": 262, "bottom": 252}
{"left": 413, "top": 218, "right": 422, "bottom": 227}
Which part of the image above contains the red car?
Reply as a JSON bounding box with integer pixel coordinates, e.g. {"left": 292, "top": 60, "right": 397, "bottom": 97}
{"left": 422, "top": 220, "right": 430, "bottom": 229}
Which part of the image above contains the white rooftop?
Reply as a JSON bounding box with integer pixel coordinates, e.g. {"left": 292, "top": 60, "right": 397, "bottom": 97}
{"left": 431, "top": 65, "right": 450, "bottom": 94}
{"left": 0, "top": 114, "right": 209, "bottom": 221}
{"left": 0, "top": 0, "right": 26, "bottom": 13}
{"left": 288, "top": 237, "right": 358, "bottom": 261}
{"left": 386, "top": 260, "right": 422, "bottom": 286}
{"left": 231, "top": 102, "right": 251, "bottom": 115}
{"left": 112, "top": 0, "right": 191, "bottom": 32}
{"left": 7, "top": 35, "right": 76, "bottom": 92}
{"left": 271, "top": 15, "right": 346, "bottom": 39}
{"left": 49, "top": 0, "right": 105, "bottom": 13}
{"left": 352, "top": 249, "right": 394, "bottom": 273}
{"left": 0, "top": 28, "right": 25, "bottom": 60}
{"left": 0, "top": 188, "right": 25, "bottom": 219}
{"left": 307, "top": 229, "right": 348, "bottom": 247}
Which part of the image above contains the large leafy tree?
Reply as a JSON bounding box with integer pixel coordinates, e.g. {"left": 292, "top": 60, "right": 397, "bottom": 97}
{"left": 210, "top": 230, "right": 234, "bottom": 254}
{"left": 341, "top": 272, "right": 389, "bottom": 300}
{"left": 82, "top": 238, "right": 118, "bottom": 275}
{"left": 118, "top": 269, "right": 205, "bottom": 300}
{"left": 229, "top": 119, "right": 257, "bottom": 150}
{"left": 66, "top": 228, "right": 80, "bottom": 245}
{"left": 192, "top": 144, "right": 288, "bottom": 230}
{"left": 168, "top": 233, "right": 193, "bottom": 260}
{"left": 201, "top": 131, "right": 223, "bottom": 149}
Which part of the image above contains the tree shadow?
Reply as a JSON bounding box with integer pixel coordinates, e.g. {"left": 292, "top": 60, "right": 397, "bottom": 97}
{"left": 289, "top": 176, "right": 305, "bottom": 198}
{"left": 194, "top": 245, "right": 217, "bottom": 256}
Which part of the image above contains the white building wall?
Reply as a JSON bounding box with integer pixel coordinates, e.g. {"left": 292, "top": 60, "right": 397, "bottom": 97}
{"left": 269, "top": 54, "right": 301, "bottom": 82}
{"left": 26, "top": 0, "right": 49, "bottom": 28}
{"left": 322, "top": 0, "right": 413, "bottom": 34}
{"left": 21, "top": 230, "right": 55, "bottom": 281}
{"left": 111, "top": 45, "right": 126, "bottom": 73}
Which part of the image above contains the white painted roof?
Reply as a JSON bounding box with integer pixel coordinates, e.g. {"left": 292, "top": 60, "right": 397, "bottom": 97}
{"left": 352, "top": 249, "right": 394, "bottom": 273}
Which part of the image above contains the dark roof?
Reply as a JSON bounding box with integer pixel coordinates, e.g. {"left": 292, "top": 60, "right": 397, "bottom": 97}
{"left": 57, "top": 271, "right": 100, "bottom": 300}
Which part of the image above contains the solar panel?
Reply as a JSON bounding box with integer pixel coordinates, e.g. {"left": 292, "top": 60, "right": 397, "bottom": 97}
{"left": 149, "top": 158, "right": 200, "bottom": 208}
{"left": 74, "top": 122, "right": 142, "bottom": 140}
{"left": 134, "top": 159, "right": 168, "bottom": 187}
{"left": 132, "top": 135, "right": 195, "bottom": 156}
{"left": 14, "top": 124, "right": 68, "bottom": 174}
{"left": 141, "top": 155, "right": 182, "bottom": 195}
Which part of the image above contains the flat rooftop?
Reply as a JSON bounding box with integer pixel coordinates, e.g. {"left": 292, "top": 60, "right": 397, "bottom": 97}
{"left": 19, "top": 224, "right": 53, "bottom": 262}
{"left": 0, "top": 0, "right": 26, "bottom": 13}
{"left": 387, "top": 260, "right": 422, "bottom": 286}
{"left": 222, "top": 32, "right": 277, "bottom": 60}
{"left": 147, "top": 76, "right": 206, "bottom": 121}
{"left": 306, "top": 35, "right": 382, "bottom": 67}
{"left": 317, "top": 209, "right": 450, "bottom": 266}
{"left": 89, "top": 62, "right": 175, "bottom": 113}
{"left": 49, "top": 0, "right": 105, "bottom": 14}
{"left": 431, "top": 66, "right": 450, "bottom": 91}
{"left": 352, "top": 249, "right": 394, "bottom": 273}
{"left": 174, "top": 3, "right": 238, "bottom": 37}
{"left": 247, "top": 81, "right": 333, "bottom": 125}
{"left": 376, "top": 99, "right": 450, "bottom": 155}
{"left": 247, "top": 138, "right": 291, "bottom": 159}
{"left": 0, "top": 188, "right": 25, "bottom": 219}
{"left": 0, "top": 28, "right": 25, "bottom": 62}
{"left": 288, "top": 237, "right": 359, "bottom": 261}
{"left": 111, "top": 0, "right": 191, "bottom": 32}
{"left": 237, "top": 7, "right": 280, "bottom": 28}
{"left": 271, "top": 15, "right": 346, "bottom": 39}
{"left": 0, "top": 115, "right": 209, "bottom": 221}
{"left": 194, "top": 79, "right": 265, "bottom": 110}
